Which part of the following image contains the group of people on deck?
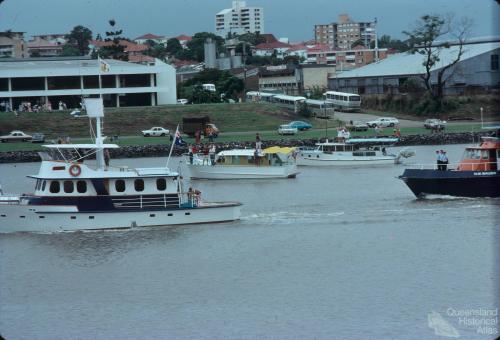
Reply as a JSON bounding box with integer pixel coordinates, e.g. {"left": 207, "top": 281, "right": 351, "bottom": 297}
{"left": 436, "top": 150, "right": 449, "bottom": 170}
{"left": 188, "top": 144, "right": 217, "bottom": 165}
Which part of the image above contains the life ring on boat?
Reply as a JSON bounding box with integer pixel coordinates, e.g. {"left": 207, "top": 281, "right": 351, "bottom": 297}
{"left": 69, "top": 164, "right": 81, "bottom": 177}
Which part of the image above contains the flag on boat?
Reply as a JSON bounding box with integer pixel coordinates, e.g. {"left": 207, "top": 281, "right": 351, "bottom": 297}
{"left": 174, "top": 128, "right": 184, "bottom": 146}
{"left": 98, "top": 57, "right": 110, "bottom": 73}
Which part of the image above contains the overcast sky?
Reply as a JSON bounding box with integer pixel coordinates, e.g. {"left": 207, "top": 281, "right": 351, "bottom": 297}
{"left": 0, "top": 0, "right": 497, "bottom": 41}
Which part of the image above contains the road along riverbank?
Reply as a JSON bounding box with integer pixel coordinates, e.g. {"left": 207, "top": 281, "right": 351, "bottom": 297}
{"left": 0, "top": 131, "right": 492, "bottom": 163}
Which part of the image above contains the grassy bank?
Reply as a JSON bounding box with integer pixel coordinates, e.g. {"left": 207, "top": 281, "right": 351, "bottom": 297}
{"left": 0, "top": 103, "right": 311, "bottom": 138}
{"left": 0, "top": 101, "right": 490, "bottom": 152}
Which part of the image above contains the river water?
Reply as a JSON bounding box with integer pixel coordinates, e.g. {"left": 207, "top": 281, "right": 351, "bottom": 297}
{"left": 0, "top": 144, "right": 498, "bottom": 339}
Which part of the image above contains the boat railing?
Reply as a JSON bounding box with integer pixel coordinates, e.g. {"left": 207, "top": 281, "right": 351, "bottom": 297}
{"left": 0, "top": 194, "right": 21, "bottom": 204}
{"left": 405, "top": 161, "right": 497, "bottom": 171}
{"left": 179, "top": 191, "right": 201, "bottom": 208}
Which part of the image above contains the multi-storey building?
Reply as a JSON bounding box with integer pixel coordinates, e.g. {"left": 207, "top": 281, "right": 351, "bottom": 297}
{"left": 215, "top": 1, "right": 264, "bottom": 37}
{"left": 305, "top": 46, "right": 389, "bottom": 68}
{"left": 0, "top": 32, "right": 27, "bottom": 58}
{"left": 27, "top": 35, "right": 67, "bottom": 57}
{"left": 0, "top": 57, "right": 177, "bottom": 110}
{"left": 315, "top": 14, "right": 376, "bottom": 50}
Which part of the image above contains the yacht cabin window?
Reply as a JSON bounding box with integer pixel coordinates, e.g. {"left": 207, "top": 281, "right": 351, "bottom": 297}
{"left": 115, "top": 180, "right": 126, "bottom": 192}
{"left": 63, "top": 181, "right": 74, "bottom": 193}
{"left": 77, "top": 180, "right": 87, "bottom": 193}
{"left": 156, "top": 178, "right": 167, "bottom": 191}
{"left": 49, "top": 181, "right": 60, "bottom": 193}
{"left": 134, "top": 179, "right": 144, "bottom": 192}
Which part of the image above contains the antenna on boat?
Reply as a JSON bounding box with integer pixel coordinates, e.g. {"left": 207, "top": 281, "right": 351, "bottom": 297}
{"left": 480, "top": 107, "right": 484, "bottom": 129}
{"left": 84, "top": 98, "right": 106, "bottom": 170}
{"left": 166, "top": 125, "right": 179, "bottom": 169}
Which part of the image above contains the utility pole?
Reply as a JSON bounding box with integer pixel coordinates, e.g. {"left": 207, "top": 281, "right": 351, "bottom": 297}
{"left": 242, "top": 42, "right": 248, "bottom": 102}
{"left": 374, "top": 17, "right": 379, "bottom": 62}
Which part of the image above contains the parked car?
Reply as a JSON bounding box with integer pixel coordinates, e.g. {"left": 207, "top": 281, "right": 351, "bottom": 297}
{"left": 346, "top": 121, "right": 369, "bottom": 131}
{"left": 288, "top": 120, "right": 312, "bottom": 131}
{"left": 142, "top": 127, "right": 170, "bottom": 137}
{"left": 278, "top": 124, "right": 298, "bottom": 135}
{"left": 31, "top": 132, "right": 45, "bottom": 143}
{"left": 366, "top": 117, "right": 400, "bottom": 128}
{"left": 0, "top": 130, "right": 32, "bottom": 142}
{"left": 424, "top": 119, "right": 447, "bottom": 130}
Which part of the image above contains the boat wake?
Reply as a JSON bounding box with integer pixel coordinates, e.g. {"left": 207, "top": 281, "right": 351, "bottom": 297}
{"left": 242, "top": 211, "right": 345, "bottom": 224}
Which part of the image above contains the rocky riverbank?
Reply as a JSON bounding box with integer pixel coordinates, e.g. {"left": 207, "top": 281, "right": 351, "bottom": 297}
{"left": 0, "top": 131, "right": 491, "bottom": 164}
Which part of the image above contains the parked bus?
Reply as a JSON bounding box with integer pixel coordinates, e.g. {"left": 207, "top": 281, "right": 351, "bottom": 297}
{"left": 324, "top": 91, "right": 361, "bottom": 112}
{"left": 202, "top": 83, "right": 216, "bottom": 92}
{"left": 305, "top": 99, "right": 334, "bottom": 118}
{"left": 271, "top": 94, "right": 306, "bottom": 113}
{"left": 246, "top": 91, "right": 276, "bottom": 102}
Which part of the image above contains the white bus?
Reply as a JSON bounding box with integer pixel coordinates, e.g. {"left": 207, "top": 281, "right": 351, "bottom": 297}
{"left": 246, "top": 91, "right": 276, "bottom": 103}
{"left": 305, "top": 99, "right": 334, "bottom": 118}
{"left": 324, "top": 91, "right": 361, "bottom": 112}
{"left": 271, "top": 94, "right": 307, "bottom": 113}
{"left": 202, "top": 83, "right": 216, "bottom": 92}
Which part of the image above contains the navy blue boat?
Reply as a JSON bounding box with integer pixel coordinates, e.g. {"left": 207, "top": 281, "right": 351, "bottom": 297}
{"left": 399, "top": 126, "right": 500, "bottom": 198}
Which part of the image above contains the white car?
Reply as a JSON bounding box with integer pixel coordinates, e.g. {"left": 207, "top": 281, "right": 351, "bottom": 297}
{"left": 0, "top": 130, "right": 32, "bottom": 142}
{"left": 366, "top": 117, "right": 400, "bottom": 128}
{"left": 142, "top": 127, "right": 170, "bottom": 137}
{"left": 278, "top": 124, "right": 298, "bottom": 135}
{"left": 424, "top": 119, "right": 447, "bottom": 130}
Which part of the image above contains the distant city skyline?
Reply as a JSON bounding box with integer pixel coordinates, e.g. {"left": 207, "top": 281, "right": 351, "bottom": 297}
{"left": 0, "top": 0, "right": 497, "bottom": 41}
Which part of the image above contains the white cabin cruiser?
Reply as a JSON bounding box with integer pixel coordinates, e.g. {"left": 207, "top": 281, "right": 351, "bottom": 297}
{"left": 0, "top": 99, "right": 241, "bottom": 233}
{"left": 296, "top": 138, "right": 414, "bottom": 166}
{"left": 185, "top": 147, "right": 299, "bottom": 179}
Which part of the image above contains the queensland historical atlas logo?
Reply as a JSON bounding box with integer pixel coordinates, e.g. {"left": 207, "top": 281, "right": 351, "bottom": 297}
{"left": 428, "top": 308, "right": 498, "bottom": 337}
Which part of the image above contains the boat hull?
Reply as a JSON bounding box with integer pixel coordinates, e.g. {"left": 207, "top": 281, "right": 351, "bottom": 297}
{"left": 0, "top": 202, "right": 241, "bottom": 233}
{"left": 187, "top": 164, "right": 299, "bottom": 179}
{"left": 296, "top": 154, "right": 396, "bottom": 166}
{"left": 400, "top": 169, "right": 500, "bottom": 198}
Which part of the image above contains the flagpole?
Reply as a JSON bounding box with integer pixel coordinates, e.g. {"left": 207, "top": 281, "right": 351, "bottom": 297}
{"left": 166, "top": 125, "right": 179, "bottom": 168}
{"left": 97, "top": 54, "right": 103, "bottom": 99}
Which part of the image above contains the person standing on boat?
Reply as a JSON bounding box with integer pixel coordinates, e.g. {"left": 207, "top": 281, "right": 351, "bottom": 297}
{"left": 209, "top": 144, "right": 216, "bottom": 165}
{"left": 441, "top": 151, "right": 449, "bottom": 170}
{"left": 436, "top": 150, "right": 443, "bottom": 170}
{"left": 194, "top": 130, "right": 201, "bottom": 144}
{"left": 255, "top": 133, "right": 262, "bottom": 151}
{"left": 104, "top": 149, "right": 110, "bottom": 167}
{"left": 188, "top": 145, "right": 194, "bottom": 164}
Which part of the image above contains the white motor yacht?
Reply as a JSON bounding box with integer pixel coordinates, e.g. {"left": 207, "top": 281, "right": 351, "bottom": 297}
{"left": 185, "top": 146, "right": 299, "bottom": 179}
{"left": 296, "top": 138, "right": 415, "bottom": 166}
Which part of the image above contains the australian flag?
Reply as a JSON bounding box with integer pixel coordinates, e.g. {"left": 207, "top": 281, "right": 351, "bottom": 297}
{"left": 174, "top": 129, "right": 185, "bottom": 146}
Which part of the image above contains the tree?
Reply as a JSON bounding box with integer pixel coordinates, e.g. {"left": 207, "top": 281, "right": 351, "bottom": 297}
{"left": 373, "top": 35, "right": 409, "bottom": 52}
{"left": 166, "top": 38, "right": 182, "bottom": 56}
{"left": 143, "top": 40, "right": 168, "bottom": 61}
{"left": 98, "top": 19, "right": 128, "bottom": 60}
{"left": 306, "top": 85, "right": 326, "bottom": 100}
{"left": 61, "top": 44, "right": 80, "bottom": 56}
{"left": 404, "top": 14, "right": 472, "bottom": 99}
{"left": 65, "top": 25, "right": 93, "bottom": 55}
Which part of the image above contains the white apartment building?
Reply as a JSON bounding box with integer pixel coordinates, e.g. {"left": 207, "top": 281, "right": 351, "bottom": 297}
{"left": 215, "top": 1, "right": 264, "bottom": 37}
{"left": 0, "top": 57, "right": 177, "bottom": 110}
